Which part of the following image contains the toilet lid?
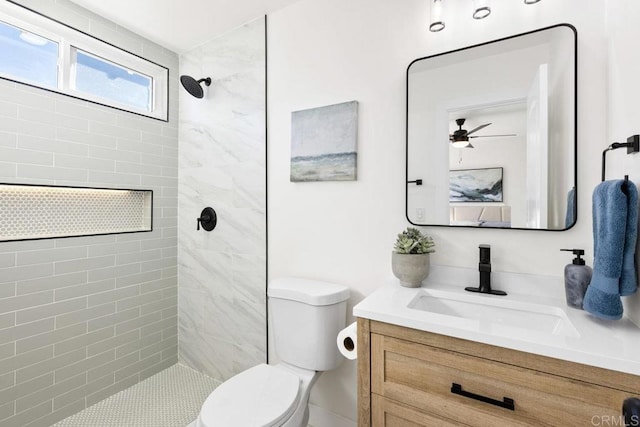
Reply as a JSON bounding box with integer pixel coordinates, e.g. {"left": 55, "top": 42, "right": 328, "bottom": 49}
{"left": 198, "top": 364, "right": 301, "bottom": 427}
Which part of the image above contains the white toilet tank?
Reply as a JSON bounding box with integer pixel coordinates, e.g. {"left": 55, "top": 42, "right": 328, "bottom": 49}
{"left": 268, "top": 277, "right": 350, "bottom": 372}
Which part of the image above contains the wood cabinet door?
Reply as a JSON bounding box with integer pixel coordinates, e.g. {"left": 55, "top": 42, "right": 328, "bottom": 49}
{"left": 371, "top": 333, "right": 628, "bottom": 427}
{"left": 372, "top": 394, "right": 467, "bottom": 427}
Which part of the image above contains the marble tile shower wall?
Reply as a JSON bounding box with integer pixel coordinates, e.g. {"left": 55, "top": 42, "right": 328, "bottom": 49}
{"left": 0, "top": 1, "right": 179, "bottom": 426}
{"left": 178, "top": 18, "right": 266, "bottom": 382}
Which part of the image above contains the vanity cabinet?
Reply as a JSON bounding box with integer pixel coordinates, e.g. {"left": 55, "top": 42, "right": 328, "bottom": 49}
{"left": 357, "top": 318, "right": 640, "bottom": 426}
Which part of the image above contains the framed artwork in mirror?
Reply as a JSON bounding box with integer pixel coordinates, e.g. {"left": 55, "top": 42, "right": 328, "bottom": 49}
{"left": 449, "top": 167, "right": 503, "bottom": 203}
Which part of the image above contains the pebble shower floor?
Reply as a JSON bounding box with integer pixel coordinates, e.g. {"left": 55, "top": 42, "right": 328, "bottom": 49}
{"left": 53, "top": 364, "right": 218, "bottom": 427}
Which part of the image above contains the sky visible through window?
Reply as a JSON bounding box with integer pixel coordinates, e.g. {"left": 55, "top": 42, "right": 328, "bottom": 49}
{"left": 0, "top": 19, "right": 58, "bottom": 88}
{"left": 75, "top": 50, "right": 152, "bottom": 112}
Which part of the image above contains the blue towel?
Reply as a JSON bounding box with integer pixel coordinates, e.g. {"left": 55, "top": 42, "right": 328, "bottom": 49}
{"left": 583, "top": 180, "right": 628, "bottom": 320}
{"left": 620, "top": 181, "right": 638, "bottom": 295}
{"left": 565, "top": 187, "right": 576, "bottom": 228}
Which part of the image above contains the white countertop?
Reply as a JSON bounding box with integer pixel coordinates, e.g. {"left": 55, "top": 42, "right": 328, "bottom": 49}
{"left": 353, "top": 266, "right": 640, "bottom": 376}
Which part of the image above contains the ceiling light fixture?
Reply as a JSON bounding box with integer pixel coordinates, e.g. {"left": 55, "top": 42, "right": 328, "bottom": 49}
{"left": 429, "top": 0, "right": 445, "bottom": 32}
{"left": 451, "top": 140, "right": 473, "bottom": 148}
{"left": 473, "top": 0, "right": 491, "bottom": 19}
{"left": 429, "top": 0, "right": 541, "bottom": 32}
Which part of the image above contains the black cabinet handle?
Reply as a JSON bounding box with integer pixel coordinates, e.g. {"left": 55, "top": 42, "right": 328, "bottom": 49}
{"left": 451, "top": 383, "right": 515, "bottom": 411}
{"left": 623, "top": 398, "right": 640, "bottom": 426}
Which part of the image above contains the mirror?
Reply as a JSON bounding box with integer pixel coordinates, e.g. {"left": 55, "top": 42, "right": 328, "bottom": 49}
{"left": 406, "top": 24, "right": 577, "bottom": 230}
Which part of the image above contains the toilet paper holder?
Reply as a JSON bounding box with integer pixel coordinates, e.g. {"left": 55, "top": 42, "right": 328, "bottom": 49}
{"left": 342, "top": 336, "right": 355, "bottom": 352}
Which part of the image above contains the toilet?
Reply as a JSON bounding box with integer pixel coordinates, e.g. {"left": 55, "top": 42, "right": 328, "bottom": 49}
{"left": 195, "top": 277, "right": 350, "bottom": 427}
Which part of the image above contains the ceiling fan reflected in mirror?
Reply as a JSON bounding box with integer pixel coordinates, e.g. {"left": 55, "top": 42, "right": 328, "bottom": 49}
{"left": 450, "top": 118, "right": 516, "bottom": 148}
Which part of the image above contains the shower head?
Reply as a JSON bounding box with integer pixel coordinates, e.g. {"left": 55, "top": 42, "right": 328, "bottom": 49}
{"left": 180, "top": 75, "right": 211, "bottom": 99}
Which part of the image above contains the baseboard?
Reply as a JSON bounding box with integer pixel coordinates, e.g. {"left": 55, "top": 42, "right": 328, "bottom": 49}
{"left": 308, "top": 404, "right": 356, "bottom": 427}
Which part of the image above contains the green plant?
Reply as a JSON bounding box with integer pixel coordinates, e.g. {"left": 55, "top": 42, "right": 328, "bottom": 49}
{"left": 393, "top": 227, "right": 435, "bottom": 254}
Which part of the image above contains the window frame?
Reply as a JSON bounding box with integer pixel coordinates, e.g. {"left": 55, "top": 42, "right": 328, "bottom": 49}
{"left": 0, "top": 1, "right": 169, "bottom": 121}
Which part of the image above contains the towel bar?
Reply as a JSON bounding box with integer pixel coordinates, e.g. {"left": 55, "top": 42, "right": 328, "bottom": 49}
{"left": 601, "top": 135, "right": 639, "bottom": 182}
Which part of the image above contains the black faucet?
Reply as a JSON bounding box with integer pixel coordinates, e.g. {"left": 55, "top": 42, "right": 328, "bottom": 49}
{"left": 465, "top": 244, "right": 507, "bottom": 296}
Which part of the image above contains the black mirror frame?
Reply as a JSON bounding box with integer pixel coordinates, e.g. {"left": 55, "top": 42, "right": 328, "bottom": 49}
{"left": 405, "top": 23, "right": 578, "bottom": 232}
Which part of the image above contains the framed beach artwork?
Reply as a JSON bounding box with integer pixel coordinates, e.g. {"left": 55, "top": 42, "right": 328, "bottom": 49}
{"left": 449, "top": 167, "right": 503, "bottom": 202}
{"left": 290, "top": 101, "right": 358, "bottom": 182}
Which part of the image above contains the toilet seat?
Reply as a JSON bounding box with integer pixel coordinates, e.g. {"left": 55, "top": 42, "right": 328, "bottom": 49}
{"left": 198, "top": 364, "right": 301, "bottom": 427}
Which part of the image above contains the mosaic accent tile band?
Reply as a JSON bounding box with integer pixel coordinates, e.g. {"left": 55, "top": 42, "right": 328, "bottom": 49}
{"left": 0, "top": 184, "right": 152, "bottom": 242}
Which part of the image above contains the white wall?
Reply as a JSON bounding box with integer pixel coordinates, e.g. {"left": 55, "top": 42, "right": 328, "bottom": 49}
{"left": 268, "top": 0, "right": 608, "bottom": 423}
{"left": 606, "top": 0, "right": 640, "bottom": 326}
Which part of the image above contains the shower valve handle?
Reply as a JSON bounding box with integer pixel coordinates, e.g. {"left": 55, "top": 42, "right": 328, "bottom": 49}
{"left": 196, "top": 216, "right": 208, "bottom": 230}
{"left": 197, "top": 207, "right": 217, "bottom": 232}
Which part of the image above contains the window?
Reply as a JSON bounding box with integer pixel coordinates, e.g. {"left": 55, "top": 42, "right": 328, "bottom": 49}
{"left": 74, "top": 50, "right": 153, "bottom": 112}
{"left": 0, "top": 20, "right": 58, "bottom": 88}
{"left": 0, "top": 2, "right": 168, "bottom": 121}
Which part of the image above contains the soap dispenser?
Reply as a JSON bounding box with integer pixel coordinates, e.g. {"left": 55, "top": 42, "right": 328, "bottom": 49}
{"left": 560, "top": 249, "right": 593, "bottom": 309}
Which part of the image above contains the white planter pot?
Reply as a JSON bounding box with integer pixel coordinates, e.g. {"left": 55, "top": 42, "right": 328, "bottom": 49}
{"left": 391, "top": 252, "right": 431, "bottom": 288}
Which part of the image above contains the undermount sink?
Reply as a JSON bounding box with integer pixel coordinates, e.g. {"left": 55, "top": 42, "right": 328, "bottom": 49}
{"left": 407, "top": 291, "right": 580, "bottom": 338}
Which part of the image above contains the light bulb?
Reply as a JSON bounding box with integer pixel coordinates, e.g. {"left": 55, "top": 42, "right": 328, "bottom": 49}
{"left": 451, "top": 140, "right": 470, "bottom": 148}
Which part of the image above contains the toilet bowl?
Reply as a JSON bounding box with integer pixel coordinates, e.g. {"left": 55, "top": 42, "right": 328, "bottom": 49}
{"left": 194, "top": 277, "right": 350, "bottom": 427}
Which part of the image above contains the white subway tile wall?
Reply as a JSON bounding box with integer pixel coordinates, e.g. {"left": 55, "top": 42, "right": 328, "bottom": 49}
{"left": 0, "top": 0, "right": 179, "bottom": 426}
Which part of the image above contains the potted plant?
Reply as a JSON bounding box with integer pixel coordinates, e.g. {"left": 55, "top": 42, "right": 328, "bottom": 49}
{"left": 392, "top": 227, "right": 435, "bottom": 288}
